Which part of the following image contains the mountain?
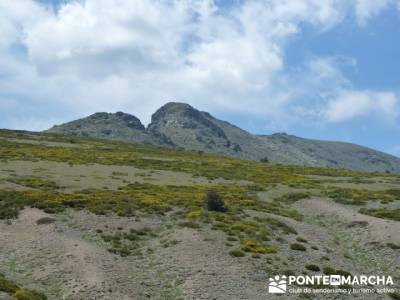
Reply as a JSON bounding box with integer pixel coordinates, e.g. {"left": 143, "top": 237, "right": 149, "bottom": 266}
{"left": 45, "top": 102, "right": 400, "bottom": 173}
{"left": 147, "top": 102, "right": 262, "bottom": 158}
{"left": 46, "top": 111, "right": 168, "bottom": 145}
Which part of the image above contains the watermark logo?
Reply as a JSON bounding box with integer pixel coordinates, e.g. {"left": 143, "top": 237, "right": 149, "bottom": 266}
{"left": 268, "top": 275, "right": 287, "bottom": 294}
{"left": 267, "top": 274, "right": 396, "bottom": 295}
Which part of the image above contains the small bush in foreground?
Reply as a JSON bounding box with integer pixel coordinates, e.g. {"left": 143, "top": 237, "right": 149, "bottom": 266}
{"left": 296, "top": 237, "right": 308, "bottom": 243}
{"left": 290, "top": 243, "right": 307, "bottom": 251}
{"left": 36, "top": 217, "right": 55, "bottom": 225}
{"left": 305, "top": 264, "right": 320, "bottom": 272}
{"left": 0, "top": 274, "right": 46, "bottom": 300}
{"left": 323, "top": 267, "right": 336, "bottom": 275}
{"left": 229, "top": 249, "right": 245, "bottom": 257}
{"left": 0, "top": 276, "right": 18, "bottom": 293}
{"left": 387, "top": 243, "right": 400, "bottom": 250}
{"left": 178, "top": 221, "right": 200, "bottom": 229}
{"left": 242, "top": 240, "right": 277, "bottom": 254}
{"left": 388, "top": 292, "right": 400, "bottom": 300}
{"left": 14, "top": 289, "right": 47, "bottom": 300}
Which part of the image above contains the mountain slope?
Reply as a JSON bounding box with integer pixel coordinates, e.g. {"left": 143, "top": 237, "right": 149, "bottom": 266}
{"left": 257, "top": 133, "right": 400, "bottom": 173}
{"left": 45, "top": 102, "right": 400, "bottom": 173}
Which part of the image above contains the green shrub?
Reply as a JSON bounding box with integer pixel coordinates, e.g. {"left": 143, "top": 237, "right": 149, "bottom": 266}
{"left": 388, "top": 292, "right": 400, "bottom": 300}
{"left": 323, "top": 267, "right": 336, "bottom": 275}
{"left": 346, "top": 221, "right": 368, "bottom": 228}
{"left": 290, "top": 243, "right": 307, "bottom": 251}
{"left": 387, "top": 243, "right": 400, "bottom": 250}
{"left": 7, "top": 176, "right": 59, "bottom": 191}
{"left": 0, "top": 274, "right": 46, "bottom": 300}
{"left": 277, "top": 192, "right": 310, "bottom": 204}
{"left": 359, "top": 208, "right": 400, "bottom": 221}
{"left": 283, "top": 270, "right": 296, "bottom": 276}
{"left": 296, "top": 237, "right": 308, "bottom": 243}
{"left": 205, "top": 191, "right": 227, "bottom": 212}
{"left": 242, "top": 240, "right": 277, "bottom": 254}
{"left": 0, "top": 205, "right": 19, "bottom": 220}
{"left": 36, "top": 217, "right": 55, "bottom": 225}
{"left": 14, "top": 289, "right": 47, "bottom": 300}
{"left": 305, "top": 264, "right": 320, "bottom": 272}
{"left": 229, "top": 249, "right": 245, "bottom": 257}
{"left": 0, "top": 276, "right": 18, "bottom": 293}
{"left": 178, "top": 221, "right": 200, "bottom": 228}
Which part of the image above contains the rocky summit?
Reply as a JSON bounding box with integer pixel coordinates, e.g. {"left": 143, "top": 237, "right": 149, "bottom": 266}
{"left": 46, "top": 102, "right": 400, "bottom": 173}
{"left": 47, "top": 111, "right": 161, "bottom": 145}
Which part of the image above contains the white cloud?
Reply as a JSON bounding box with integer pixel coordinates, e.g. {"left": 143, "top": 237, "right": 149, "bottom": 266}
{"left": 355, "top": 0, "right": 394, "bottom": 25}
{"left": 322, "top": 90, "right": 399, "bottom": 122}
{"left": 0, "top": 0, "right": 399, "bottom": 130}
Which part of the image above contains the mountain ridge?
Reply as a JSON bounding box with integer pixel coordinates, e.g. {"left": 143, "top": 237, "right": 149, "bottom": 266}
{"left": 45, "top": 102, "right": 400, "bottom": 173}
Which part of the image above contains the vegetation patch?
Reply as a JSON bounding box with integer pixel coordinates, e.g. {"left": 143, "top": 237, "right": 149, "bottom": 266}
{"left": 100, "top": 227, "right": 155, "bottom": 257}
{"left": 388, "top": 292, "right": 400, "bottom": 300}
{"left": 6, "top": 176, "right": 60, "bottom": 191}
{"left": 325, "top": 188, "right": 399, "bottom": 205}
{"left": 36, "top": 217, "right": 56, "bottom": 225}
{"left": 178, "top": 221, "right": 201, "bottom": 229}
{"left": 346, "top": 221, "right": 369, "bottom": 228}
{"left": 359, "top": 208, "right": 400, "bottom": 221}
{"left": 296, "top": 237, "right": 308, "bottom": 243}
{"left": 229, "top": 249, "right": 245, "bottom": 257}
{"left": 386, "top": 243, "right": 400, "bottom": 250}
{"left": 290, "top": 243, "right": 307, "bottom": 251}
{"left": 241, "top": 240, "right": 277, "bottom": 254}
{"left": 305, "top": 264, "right": 320, "bottom": 272}
{"left": 0, "top": 180, "right": 301, "bottom": 257}
{"left": 274, "top": 192, "right": 310, "bottom": 204}
{"left": 0, "top": 273, "right": 46, "bottom": 300}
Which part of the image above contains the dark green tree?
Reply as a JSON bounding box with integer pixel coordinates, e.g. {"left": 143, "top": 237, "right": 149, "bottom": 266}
{"left": 205, "top": 191, "right": 227, "bottom": 212}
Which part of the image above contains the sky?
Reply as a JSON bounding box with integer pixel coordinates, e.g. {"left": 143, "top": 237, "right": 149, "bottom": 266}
{"left": 1, "top": 0, "right": 400, "bottom": 157}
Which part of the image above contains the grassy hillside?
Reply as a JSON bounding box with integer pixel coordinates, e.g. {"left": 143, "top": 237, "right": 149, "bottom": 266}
{"left": 0, "top": 129, "right": 399, "bottom": 299}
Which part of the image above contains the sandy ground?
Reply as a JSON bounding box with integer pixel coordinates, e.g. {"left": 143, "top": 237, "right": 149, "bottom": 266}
{"left": 0, "top": 208, "right": 270, "bottom": 300}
